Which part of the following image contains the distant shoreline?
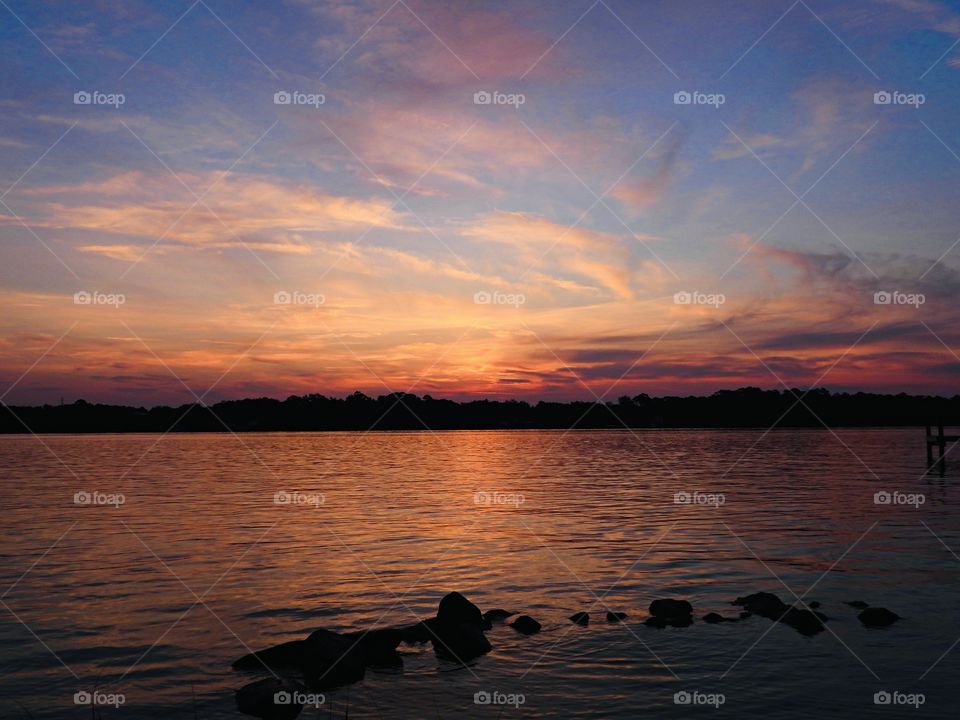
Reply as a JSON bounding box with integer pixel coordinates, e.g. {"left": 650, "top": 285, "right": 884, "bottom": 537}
{"left": 3, "top": 387, "right": 958, "bottom": 434}
{"left": 0, "top": 426, "right": 946, "bottom": 437}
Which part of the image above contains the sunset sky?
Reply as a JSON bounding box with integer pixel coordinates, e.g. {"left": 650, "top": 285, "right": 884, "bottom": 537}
{"left": 2, "top": 0, "right": 959, "bottom": 405}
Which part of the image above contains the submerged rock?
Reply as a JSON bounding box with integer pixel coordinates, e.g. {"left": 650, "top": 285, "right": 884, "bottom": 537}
{"left": 649, "top": 599, "right": 693, "bottom": 618}
{"left": 482, "top": 608, "right": 514, "bottom": 622}
{"left": 510, "top": 615, "right": 542, "bottom": 635}
{"left": 733, "top": 592, "right": 789, "bottom": 619}
{"left": 398, "top": 618, "right": 439, "bottom": 644}
{"left": 845, "top": 600, "right": 870, "bottom": 609}
{"left": 344, "top": 628, "right": 403, "bottom": 667}
{"left": 646, "top": 598, "right": 693, "bottom": 627}
{"left": 233, "top": 640, "right": 306, "bottom": 672}
{"left": 569, "top": 612, "right": 589, "bottom": 626}
{"left": 733, "top": 592, "right": 826, "bottom": 636}
{"left": 809, "top": 601, "right": 821, "bottom": 609}
{"left": 858, "top": 607, "right": 900, "bottom": 628}
{"left": 302, "top": 629, "right": 366, "bottom": 689}
{"left": 606, "top": 611, "right": 628, "bottom": 622}
{"left": 702, "top": 612, "right": 735, "bottom": 624}
{"left": 236, "top": 677, "right": 305, "bottom": 720}
{"left": 430, "top": 621, "right": 492, "bottom": 662}
{"left": 780, "top": 608, "right": 826, "bottom": 636}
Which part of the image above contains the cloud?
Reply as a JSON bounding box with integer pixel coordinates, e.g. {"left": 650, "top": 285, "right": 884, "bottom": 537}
{"left": 7, "top": 172, "right": 411, "bottom": 251}
{"left": 712, "top": 78, "right": 877, "bottom": 176}
{"left": 612, "top": 129, "right": 687, "bottom": 212}
{"left": 462, "top": 211, "right": 645, "bottom": 299}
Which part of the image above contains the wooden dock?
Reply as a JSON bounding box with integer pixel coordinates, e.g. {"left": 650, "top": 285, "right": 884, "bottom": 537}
{"left": 926, "top": 424, "right": 959, "bottom": 466}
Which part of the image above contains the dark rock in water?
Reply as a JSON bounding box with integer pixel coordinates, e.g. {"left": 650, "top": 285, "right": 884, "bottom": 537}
{"left": 779, "top": 608, "right": 825, "bottom": 636}
{"left": 345, "top": 628, "right": 403, "bottom": 667}
{"left": 858, "top": 607, "right": 900, "bottom": 628}
{"left": 430, "top": 592, "right": 492, "bottom": 661}
{"left": 649, "top": 599, "right": 693, "bottom": 618}
{"left": 233, "top": 640, "right": 306, "bottom": 671}
{"left": 733, "top": 592, "right": 789, "bottom": 619}
{"left": 739, "top": 612, "right": 752, "bottom": 619}
{"left": 606, "top": 611, "right": 628, "bottom": 622}
{"left": 569, "top": 612, "right": 589, "bottom": 626}
{"left": 645, "top": 614, "right": 693, "bottom": 628}
{"left": 302, "top": 629, "right": 366, "bottom": 689}
{"left": 733, "top": 593, "right": 825, "bottom": 635}
{"left": 809, "top": 601, "right": 821, "bottom": 609}
{"left": 236, "top": 677, "right": 305, "bottom": 720}
{"left": 438, "top": 592, "right": 484, "bottom": 628}
{"left": 510, "top": 616, "right": 542, "bottom": 635}
{"left": 483, "top": 608, "right": 514, "bottom": 622}
{"left": 702, "top": 612, "right": 733, "bottom": 624}
{"left": 845, "top": 600, "right": 870, "bottom": 610}
{"left": 647, "top": 599, "right": 693, "bottom": 628}
{"left": 430, "top": 621, "right": 492, "bottom": 662}
{"left": 398, "top": 618, "right": 439, "bottom": 644}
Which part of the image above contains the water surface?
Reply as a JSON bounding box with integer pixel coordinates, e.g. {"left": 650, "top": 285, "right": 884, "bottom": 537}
{"left": 1, "top": 429, "right": 957, "bottom": 718}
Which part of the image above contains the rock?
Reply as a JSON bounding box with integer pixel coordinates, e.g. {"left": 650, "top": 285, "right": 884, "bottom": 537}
{"left": 845, "top": 600, "right": 869, "bottom": 609}
{"left": 647, "top": 599, "right": 693, "bottom": 627}
{"left": 809, "top": 601, "right": 821, "bottom": 609}
{"left": 233, "top": 640, "right": 306, "bottom": 671}
{"left": 569, "top": 612, "right": 589, "bottom": 626}
{"left": 302, "top": 629, "right": 366, "bottom": 689}
{"left": 606, "top": 611, "right": 628, "bottom": 622}
{"left": 429, "top": 592, "right": 492, "bottom": 662}
{"left": 236, "top": 677, "right": 305, "bottom": 720}
{"left": 398, "top": 618, "right": 439, "bottom": 644}
{"left": 739, "top": 612, "right": 752, "bottom": 619}
{"left": 483, "top": 609, "right": 514, "bottom": 622}
{"left": 733, "top": 593, "right": 825, "bottom": 635}
{"left": 732, "top": 592, "right": 789, "bottom": 619}
{"left": 649, "top": 599, "right": 693, "bottom": 618}
{"left": 430, "top": 621, "right": 492, "bottom": 662}
{"left": 779, "top": 608, "right": 825, "bottom": 636}
{"left": 345, "top": 628, "right": 403, "bottom": 667}
{"left": 858, "top": 607, "right": 900, "bottom": 628}
{"left": 702, "top": 612, "right": 732, "bottom": 624}
{"left": 510, "top": 616, "right": 542, "bottom": 635}
{"left": 438, "top": 591, "right": 484, "bottom": 628}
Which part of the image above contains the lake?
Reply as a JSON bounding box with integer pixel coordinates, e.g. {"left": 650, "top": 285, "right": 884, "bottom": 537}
{"left": 0, "top": 429, "right": 957, "bottom": 718}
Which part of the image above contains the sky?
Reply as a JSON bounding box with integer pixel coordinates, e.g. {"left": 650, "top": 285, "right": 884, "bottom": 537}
{"left": 1, "top": 0, "right": 960, "bottom": 406}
